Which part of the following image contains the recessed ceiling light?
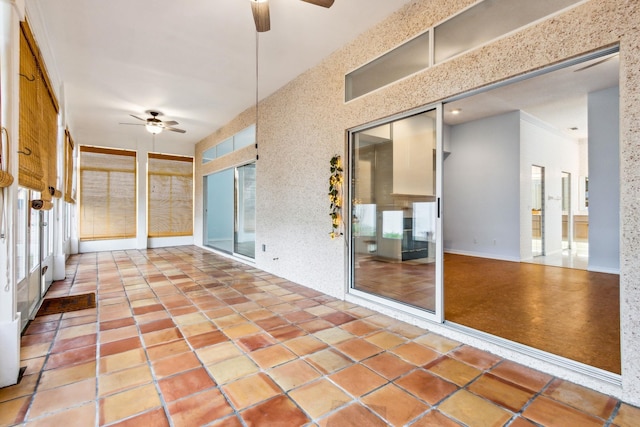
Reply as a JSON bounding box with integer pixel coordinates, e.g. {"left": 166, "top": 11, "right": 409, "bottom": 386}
{"left": 451, "top": 108, "right": 462, "bottom": 115}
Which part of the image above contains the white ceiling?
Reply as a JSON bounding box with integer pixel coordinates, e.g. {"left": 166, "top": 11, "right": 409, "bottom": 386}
{"left": 26, "top": 0, "right": 414, "bottom": 150}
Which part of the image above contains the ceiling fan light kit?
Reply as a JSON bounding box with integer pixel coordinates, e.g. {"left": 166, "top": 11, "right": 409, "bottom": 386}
{"left": 120, "top": 111, "right": 186, "bottom": 134}
{"left": 250, "top": 0, "right": 334, "bottom": 33}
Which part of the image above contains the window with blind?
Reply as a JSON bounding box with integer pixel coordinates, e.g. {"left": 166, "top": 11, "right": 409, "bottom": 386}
{"left": 148, "top": 153, "right": 193, "bottom": 237}
{"left": 18, "top": 20, "right": 60, "bottom": 206}
{"left": 79, "top": 146, "right": 137, "bottom": 240}
{"left": 64, "top": 129, "right": 75, "bottom": 203}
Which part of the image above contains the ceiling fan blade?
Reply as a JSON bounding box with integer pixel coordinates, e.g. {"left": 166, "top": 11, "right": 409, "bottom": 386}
{"left": 119, "top": 122, "right": 145, "bottom": 126}
{"left": 165, "top": 127, "right": 186, "bottom": 134}
{"left": 162, "top": 120, "right": 179, "bottom": 126}
{"left": 300, "top": 0, "right": 334, "bottom": 8}
{"left": 251, "top": 0, "right": 270, "bottom": 32}
{"left": 130, "top": 114, "right": 147, "bottom": 122}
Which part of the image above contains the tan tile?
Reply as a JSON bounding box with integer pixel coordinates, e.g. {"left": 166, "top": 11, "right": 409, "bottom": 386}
{"left": 414, "top": 333, "right": 461, "bottom": 353}
{"left": 99, "top": 348, "right": 147, "bottom": 374}
{"left": 365, "top": 331, "right": 407, "bottom": 350}
{"left": 491, "top": 360, "right": 553, "bottom": 393}
{"left": 29, "top": 378, "right": 96, "bottom": 418}
{"left": 362, "top": 383, "right": 430, "bottom": 426}
{"left": 290, "top": 379, "right": 352, "bottom": 418}
{"left": 56, "top": 324, "right": 97, "bottom": 341}
{"left": 241, "top": 395, "right": 310, "bottom": 426}
{"left": 306, "top": 348, "right": 353, "bottom": 374}
{"left": 197, "top": 342, "right": 242, "bottom": 365}
{"left": 99, "top": 365, "right": 153, "bottom": 397}
{"left": 391, "top": 342, "right": 440, "bottom": 365}
{"left": 206, "top": 355, "right": 259, "bottom": 384}
{"left": 543, "top": 378, "right": 617, "bottom": 420}
{"left": 439, "top": 390, "right": 512, "bottom": 427}
{"left": 99, "top": 383, "right": 161, "bottom": 425}
{"left": 146, "top": 339, "right": 190, "bottom": 360}
{"left": 614, "top": 403, "right": 640, "bottom": 427}
{"left": 282, "top": 335, "right": 328, "bottom": 356}
{"left": 249, "top": 344, "right": 296, "bottom": 369}
{"left": 20, "top": 343, "right": 52, "bottom": 360}
{"left": 168, "top": 388, "right": 234, "bottom": 427}
{"left": 396, "top": 369, "right": 458, "bottom": 405}
{"left": 388, "top": 322, "right": 427, "bottom": 339}
{"left": 24, "top": 402, "right": 96, "bottom": 427}
{"left": 268, "top": 360, "right": 322, "bottom": 391}
{"left": 318, "top": 402, "right": 387, "bottom": 427}
{"left": 214, "top": 313, "right": 248, "bottom": 328}
{"left": 223, "top": 373, "right": 281, "bottom": 410}
{"left": 468, "top": 374, "right": 534, "bottom": 412}
{"left": 329, "top": 364, "right": 387, "bottom": 396}
{"left": 179, "top": 321, "right": 218, "bottom": 337}
{"left": 522, "top": 395, "right": 603, "bottom": 427}
{"left": 313, "top": 327, "right": 354, "bottom": 345}
{"left": 173, "top": 312, "right": 207, "bottom": 325}
{"left": 38, "top": 361, "right": 96, "bottom": 391}
{"left": 426, "top": 356, "right": 481, "bottom": 387}
{"left": 223, "top": 323, "right": 262, "bottom": 339}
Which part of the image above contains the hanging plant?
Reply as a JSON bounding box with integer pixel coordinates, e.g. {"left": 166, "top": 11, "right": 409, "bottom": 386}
{"left": 329, "top": 155, "right": 343, "bottom": 239}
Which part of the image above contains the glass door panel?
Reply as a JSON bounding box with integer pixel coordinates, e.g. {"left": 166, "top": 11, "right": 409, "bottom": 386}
{"left": 531, "top": 165, "right": 545, "bottom": 257}
{"left": 204, "top": 169, "right": 234, "bottom": 253}
{"left": 350, "top": 108, "right": 442, "bottom": 318}
{"left": 561, "top": 172, "right": 571, "bottom": 250}
{"left": 235, "top": 163, "right": 256, "bottom": 258}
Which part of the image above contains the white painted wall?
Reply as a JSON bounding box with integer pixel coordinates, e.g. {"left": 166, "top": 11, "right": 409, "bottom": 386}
{"left": 443, "top": 111, "right": 521, "bottom": 260}
{"left": 588, "top": 86, "right": 619, "bottom": 273}
{"left": 519, "top": 113, "right": 581, "bottom": 260}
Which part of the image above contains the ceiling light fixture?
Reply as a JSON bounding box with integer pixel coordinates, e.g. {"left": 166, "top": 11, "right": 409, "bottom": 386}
{"left": 451, "top": 108, "right": 462, "bottom": 115}
{"left": 146, "top": 122, "right": 163, "bottom": 134}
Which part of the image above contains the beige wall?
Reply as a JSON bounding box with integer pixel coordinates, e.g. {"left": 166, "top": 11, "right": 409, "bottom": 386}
{"left": 196, "top": 0, "right": 640, "bottom": 404}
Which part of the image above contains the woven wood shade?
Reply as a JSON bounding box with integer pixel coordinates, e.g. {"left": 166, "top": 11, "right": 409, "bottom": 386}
{"left": 147, "top": 153, "right": 193, "bottom": 238}
{"left": 18, "top": 21, "right": 59, "bottom": 194}
{"left": 0, "top": 128, "right": 14, "bottom": 188}
{"left": 79, "top": 146, "right": 136, "bottom": 241}
{"left": 64, "top": 129, "right": 75, "bottom": 203}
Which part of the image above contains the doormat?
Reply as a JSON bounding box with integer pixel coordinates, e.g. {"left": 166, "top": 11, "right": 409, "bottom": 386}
{"left": 36, "top": 293, "right": 96, "bottom": 317}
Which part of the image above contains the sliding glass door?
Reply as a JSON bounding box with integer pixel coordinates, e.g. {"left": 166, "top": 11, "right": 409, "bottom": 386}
{"left": 349, "top": 107, "right": 443, "bottom": 321}
{"left": 204, "top": 162, "right": 256, "bottom": 259}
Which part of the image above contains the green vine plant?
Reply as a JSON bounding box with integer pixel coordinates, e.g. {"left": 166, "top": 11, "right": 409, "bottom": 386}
{"left": 329, "top": 155, "right": 343, "bottom": 239}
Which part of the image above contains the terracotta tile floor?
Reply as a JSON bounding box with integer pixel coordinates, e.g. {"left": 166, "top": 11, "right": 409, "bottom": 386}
{"left": 1, "top": 246, "right": 638, "bottom": 427}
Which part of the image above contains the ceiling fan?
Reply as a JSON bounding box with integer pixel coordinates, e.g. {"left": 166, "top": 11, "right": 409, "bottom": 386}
{"left": 120, "top": 111, "right": 186, "bottom": 134}
{"left": 250, "top": 0, "right": 335, "bottom": 33}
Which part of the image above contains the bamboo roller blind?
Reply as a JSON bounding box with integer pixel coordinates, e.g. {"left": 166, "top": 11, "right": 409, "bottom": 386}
{"left": 147, "top": 153, "right": 193, "bottom": 238}
{"left": 18, "top": 21, "right": 60, "bottom": 203}
{"left": 79, "top": 146, "right": 137, "bottom": 241}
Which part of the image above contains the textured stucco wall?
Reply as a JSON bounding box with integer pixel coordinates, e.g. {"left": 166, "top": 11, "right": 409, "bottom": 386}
{"left": 195, "top": 0, "right": 640, "bottom": 404}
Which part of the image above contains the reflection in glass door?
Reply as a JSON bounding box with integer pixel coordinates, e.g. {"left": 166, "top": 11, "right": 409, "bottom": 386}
{"left": 531, "top": 165, "right": 545, "bottom": 257}
{"left": 349, "top": 108, "right": 442, "bottom": 318}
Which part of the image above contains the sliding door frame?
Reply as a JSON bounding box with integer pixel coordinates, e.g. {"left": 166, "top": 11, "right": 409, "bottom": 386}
{"left": 346, "top": 103, "right": 444, "bottom": 323}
